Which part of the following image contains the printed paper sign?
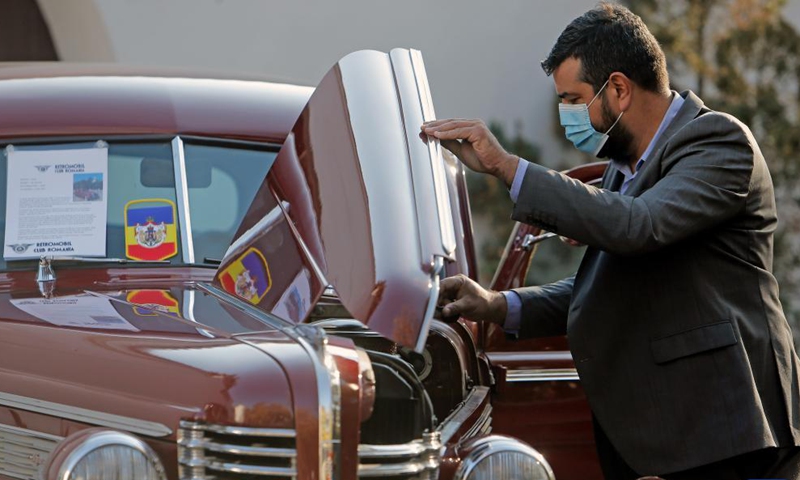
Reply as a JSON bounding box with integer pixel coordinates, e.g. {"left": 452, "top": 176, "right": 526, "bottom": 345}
{"left": 4, "top": 147, "right": 109, "bottom": 260}
{"left": 11, "top": 295, "right": 138, "bottom": 332}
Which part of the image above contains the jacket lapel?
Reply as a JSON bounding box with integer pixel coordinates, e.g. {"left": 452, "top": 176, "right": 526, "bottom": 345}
{"left": 623, "top": 90, "right": 705, "bottom": 197}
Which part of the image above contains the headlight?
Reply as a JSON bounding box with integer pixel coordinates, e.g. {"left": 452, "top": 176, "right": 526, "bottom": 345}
{"left": 45, "top": 429, "right": 166, "bottom": 480}
{"left": 454, "top": 435, "right": 555, "bottom": 480}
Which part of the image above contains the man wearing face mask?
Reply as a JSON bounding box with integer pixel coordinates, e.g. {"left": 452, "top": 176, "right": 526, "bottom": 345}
{"left": 422, "top": 3, "right": 800, "bottom": 479}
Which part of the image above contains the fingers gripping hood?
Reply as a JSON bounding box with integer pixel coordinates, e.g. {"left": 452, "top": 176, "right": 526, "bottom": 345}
{"left": 215, "top": 49, "right": 457, "bottom": 351}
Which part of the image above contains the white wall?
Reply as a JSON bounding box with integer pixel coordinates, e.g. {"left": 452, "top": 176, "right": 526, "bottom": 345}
{"left": 41, "top": 0, "right": 601, "bottom": 164}
{"left": 38, "top": 0, "right": 800, "bottom": 166}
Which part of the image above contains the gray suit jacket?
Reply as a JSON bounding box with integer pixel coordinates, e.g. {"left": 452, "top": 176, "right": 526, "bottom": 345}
{"left": 511, "top": 91, "right": 800, "bottom": 474}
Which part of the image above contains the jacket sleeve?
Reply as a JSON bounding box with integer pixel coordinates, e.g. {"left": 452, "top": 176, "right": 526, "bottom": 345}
{"left": 512, "top": 276, "right": 574, "bottom": 338}
{"left": 511, "top": 112, "right": 754, "bottom": 256}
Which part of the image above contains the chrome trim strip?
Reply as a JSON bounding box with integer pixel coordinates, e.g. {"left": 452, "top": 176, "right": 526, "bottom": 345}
{"left": 296, "top": 324, "right": 341, "bottom": 480}
{"left": 437, "top": 386, "right": 490, "bottom": 444}
{"left": 0, "top": 423, "right": 63, "bottom": 443}
{"left": 171, "top": 136, "right": 195, "bottom": 263}
{"left": 277, "top": 199, "right": 330, "bottom": 286}
{"left": 358, "top": 443, "right": 426, "bottom": 459}
{"left": 358, "top": 462, "right": 429, "bottom": 477}
{"left": 180, "top": 421, "right": 296, "bottom": 438}
{"left": 408, "top": 49, "right": 456, "bottom": 256}
{"left": 178, "top": 420, "right": 298, "bottom": 479}
{"left": 462, "top": 404, "right": 492, "bottom": 440}
{"left": 203, "top": 442, "right": 296, "bottom": 458}
{"left": 0, "top": 423, "right": 63, "bottom": 480}
{"left": 415, "top": 256, "right": 444, "bottom": 353}
{"left": 206, "top": 461, "right": 296, "bottom": 476}
{"left": 506, "top": 368, "right": 580, "bottom": 383}
{"left": 198, "top": 284, "right": 340, "bottom": 480}
{"left": 357, "top": 431, "right": 440, "bottom": 479}
{"left": 0, "top": 392, "right": 172, "bottom": 438}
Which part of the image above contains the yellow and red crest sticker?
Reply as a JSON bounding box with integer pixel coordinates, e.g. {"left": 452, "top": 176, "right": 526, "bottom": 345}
{"left": 124, "top": 199, "right": 178, "bottom": 261}
{"left": 218, "top": 248, "right": 272, "bottom": 304}
{"left": 126, "top": 290, "right": 179, "bottom": 317}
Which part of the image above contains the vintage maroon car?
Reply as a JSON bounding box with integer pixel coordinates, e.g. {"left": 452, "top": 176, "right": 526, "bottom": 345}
{"left": 0, "top": 50, "right": 604, "bottom": 480}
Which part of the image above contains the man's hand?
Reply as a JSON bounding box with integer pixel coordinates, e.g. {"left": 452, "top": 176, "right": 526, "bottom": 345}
{"left": 421, "top": 119, "right": 519, "bottom": 187}
{"left": 438, "top": 274, "right": 507, "bottom": 325}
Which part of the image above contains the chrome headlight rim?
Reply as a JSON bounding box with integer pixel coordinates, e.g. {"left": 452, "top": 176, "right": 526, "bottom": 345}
{"left": 54, "top": 429, "right": 167, "bottom": 480}
{"left": 454, "top": 434, "right": 555, "bottom": 480}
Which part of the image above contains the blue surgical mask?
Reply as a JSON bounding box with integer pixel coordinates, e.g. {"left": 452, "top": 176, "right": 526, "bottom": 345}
{"left": 558, "top": 79, "right": 624, "bottom": 157}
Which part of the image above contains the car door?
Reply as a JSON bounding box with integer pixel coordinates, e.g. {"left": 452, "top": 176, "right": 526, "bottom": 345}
{"left": 482, "top": 162, "right": 607, "bottom": 480}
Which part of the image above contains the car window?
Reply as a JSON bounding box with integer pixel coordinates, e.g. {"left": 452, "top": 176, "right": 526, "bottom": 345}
{"left": 526, "top": 240, "right": 585, "bottom": 286}
{"left": 184, "top": 143, "right": 276, "bottom": 263}
{"left": 0, "top": 139, "right": 277, "bottom": 271}
{"left": 108, "top": 142, "right": 181, "bottom": 263}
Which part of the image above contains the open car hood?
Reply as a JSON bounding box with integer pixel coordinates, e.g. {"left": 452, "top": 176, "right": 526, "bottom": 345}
{"left": 214, "top": 49, "right": 459, "bottom": 351}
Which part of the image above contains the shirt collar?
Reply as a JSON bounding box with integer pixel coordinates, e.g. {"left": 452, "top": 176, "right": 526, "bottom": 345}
{"left": 611, "top": 92, "right": 685, "bottom": 175}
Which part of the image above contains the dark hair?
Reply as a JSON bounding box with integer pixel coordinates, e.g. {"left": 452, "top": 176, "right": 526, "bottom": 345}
{"left": 541, "top": 2, "right": 668, "bottom": 94}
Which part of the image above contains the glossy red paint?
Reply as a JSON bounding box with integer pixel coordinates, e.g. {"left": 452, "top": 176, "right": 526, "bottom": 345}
{"left": 223, "top": 50, "right": 458, "bottom": 351}
{"left": 233, "top": 331, "right": 326, "bottom": 480}
{"left": 484, "top": 162, "right": 609, "bottom": 480}
{"left": 0, "top": 64, "right": 311, "bottom": 143}
{"left": 0, "top": 57, "right": 595, "bottom": 479}
{"left": 213, "top": 184, "right": 325, "bottom": 323}
{"left": 0, "top": 278, "right": 303, "bottom": 428}
{"left": 327, "top": 336, "right": 366, "bottom": 480}
{"left": 436, "top": 388, "right": 493, "bottom": 479}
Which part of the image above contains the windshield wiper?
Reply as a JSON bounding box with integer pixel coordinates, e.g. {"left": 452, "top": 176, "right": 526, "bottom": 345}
{"left": 203, "top": 257, "right": 222, "bottom": 265}
{"left": 35, "top": 255, "right": 169, "bottom": 288}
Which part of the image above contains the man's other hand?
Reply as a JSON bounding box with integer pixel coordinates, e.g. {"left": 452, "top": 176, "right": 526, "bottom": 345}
{"left": 421, "top": 119, "right": 519, "bottom": 187}
{"left": 438, "top": 274, "right": 507, "bottom": 325}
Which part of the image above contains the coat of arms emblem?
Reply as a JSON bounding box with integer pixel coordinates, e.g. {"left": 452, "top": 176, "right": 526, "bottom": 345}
{"left": 217, "top": 248, "right": 272, "bottom": 305}
{"left": 124, "top": 199, "right": 178, "bottom": 261}
{"left": 135, "top": 217, "right": 167, "bottom": 248}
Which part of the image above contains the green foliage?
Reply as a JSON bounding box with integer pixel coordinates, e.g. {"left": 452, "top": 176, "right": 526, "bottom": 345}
{"left": 466, "top": 121, "right": 536, "bottom": 284}
{"left": 468, "top": 122, "right": 586, "bottom": 285}
{"left": 625, "top": 0, "right": 800, "bottom": 343}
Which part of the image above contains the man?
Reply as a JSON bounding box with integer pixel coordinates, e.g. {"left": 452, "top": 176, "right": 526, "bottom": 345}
{"left": 422, "top": 3, "right": 800, "bottom": 479}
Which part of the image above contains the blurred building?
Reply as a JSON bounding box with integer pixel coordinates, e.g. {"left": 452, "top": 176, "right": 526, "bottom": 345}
{"left": 5, "top": 0, "right": 800, "bottom": 164}
{"left": 5, "top": 0, "right": 607, "bottom": 165}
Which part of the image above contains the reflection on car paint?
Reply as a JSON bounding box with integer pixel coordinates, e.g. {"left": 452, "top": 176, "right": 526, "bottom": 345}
{"left": 218, "top": 247, "right": 272, "bottom": 304}
{"left": 126, "top": 289, "right": 179, "bottom": 317}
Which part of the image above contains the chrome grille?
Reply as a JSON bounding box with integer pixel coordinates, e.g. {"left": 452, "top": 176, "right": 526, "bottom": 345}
{"left": 461, "top": 403, "right": 492, "bottom": 440}
{"left": 357, "top": 431, "right": 440, "bottom": 480}
{"left": 0, "top": 424, "right": 62, "bottom": 480}
{"left": 178, "top": 421, "right": 297, "bottom": 479}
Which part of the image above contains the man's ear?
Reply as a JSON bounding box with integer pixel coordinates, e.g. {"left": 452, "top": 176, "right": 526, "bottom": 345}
{"left": 608, "top": 72, "right": 632, "bottom": 113}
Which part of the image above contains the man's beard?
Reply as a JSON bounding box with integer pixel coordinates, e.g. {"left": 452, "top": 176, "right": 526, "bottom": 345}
{"left": 596, "top": 100, "right": 635, "bottom": 163}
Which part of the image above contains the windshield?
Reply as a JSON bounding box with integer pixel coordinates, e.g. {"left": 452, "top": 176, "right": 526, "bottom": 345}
{"left": 0, "top": 138, "right": 277, "bottom": 270}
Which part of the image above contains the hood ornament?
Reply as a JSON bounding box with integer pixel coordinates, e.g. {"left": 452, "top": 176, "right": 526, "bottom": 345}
{"left": 36, "top": 256, "right": 56, "bottom": 298}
